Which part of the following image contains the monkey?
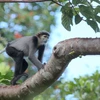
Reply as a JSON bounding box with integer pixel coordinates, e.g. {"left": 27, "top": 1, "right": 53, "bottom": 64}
{"left": 0, "top": 31, "right": 49, "bottom": 85}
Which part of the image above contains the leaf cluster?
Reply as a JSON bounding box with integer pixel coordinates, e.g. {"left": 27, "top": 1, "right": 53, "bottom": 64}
{"left": 34, "top": 70, "right": 100, "bottom": 100}
{"left": 59, "top": 70, "right": 100, "bottom": 100}
{"left": 0, "top": 62, "right": 13, "bottom": 85}
{"left": 61, "top": 0, "right": 100, "bottom": 32}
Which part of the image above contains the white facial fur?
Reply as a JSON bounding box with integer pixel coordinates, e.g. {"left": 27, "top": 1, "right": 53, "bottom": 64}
{"left": 40, "top": 35, "right": 49, "bottom": 45}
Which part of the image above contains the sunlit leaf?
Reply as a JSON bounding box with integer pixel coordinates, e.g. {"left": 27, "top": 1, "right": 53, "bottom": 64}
{"left": 95, "top": 6, "right": 100, "bottom": 15}
{"left": 62, "top": 14, "right": 71, "bottom": 31}
{"left": 87, "top": 20, "right": 100, "bottom": 32}
{"left": 61, "top": 3, "right": 73, "bottom": 31}
{"left": 79, "top": 5, "right": 94, "bottom": 19}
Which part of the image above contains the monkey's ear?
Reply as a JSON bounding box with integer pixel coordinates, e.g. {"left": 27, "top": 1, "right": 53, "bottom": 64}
{"left": 37, "top": 32, "right": 41, "bottom": 38}
{"left": 32, "top": 36, "right": 38, "bottom": 47}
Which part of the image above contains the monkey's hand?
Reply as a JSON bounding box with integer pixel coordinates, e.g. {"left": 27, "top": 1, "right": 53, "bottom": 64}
{"left": 38, "top": 63, "right": 46, "bottom": 71}
{"left": 41, "top": 63, "right": 46, "bottom": 69}
{"left": 43, "top": 63, "right": 46, "bottom": 65}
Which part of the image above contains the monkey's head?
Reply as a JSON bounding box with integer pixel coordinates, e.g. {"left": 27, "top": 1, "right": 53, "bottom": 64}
{"left": 37, "top": 31, "right": 49, "bottom": 45}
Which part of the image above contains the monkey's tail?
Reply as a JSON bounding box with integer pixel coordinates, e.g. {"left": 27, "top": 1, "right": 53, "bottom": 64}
{"left": 0, "top": 48, "right": 6, "bottom": 54}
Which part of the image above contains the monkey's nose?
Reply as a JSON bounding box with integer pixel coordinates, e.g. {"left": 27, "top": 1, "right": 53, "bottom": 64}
{"left": 44, "top": 40, "right": 47, "bottom": 43}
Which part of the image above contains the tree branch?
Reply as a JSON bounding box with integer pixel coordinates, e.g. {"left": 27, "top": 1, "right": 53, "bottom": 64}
{"left": 52, "top": 0, "right": 63, "bottom": 6}
{"left": 0, "top": 0, "right": 50, "bottom": 2}
{"left": 0, "top": 38, "right": 100, "bottom": 100}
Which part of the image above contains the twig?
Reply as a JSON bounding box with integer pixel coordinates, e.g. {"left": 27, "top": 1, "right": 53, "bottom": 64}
{"left": 0, "top": 0, "right": 50, "bottom": 2}
{"left": 52, "top": 0, "right": 63, "bottom": 6}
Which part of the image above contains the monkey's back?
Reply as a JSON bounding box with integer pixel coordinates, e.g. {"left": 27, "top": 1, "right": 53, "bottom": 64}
{"left": 8, "top": 36, "right": 35, "bottom": 56}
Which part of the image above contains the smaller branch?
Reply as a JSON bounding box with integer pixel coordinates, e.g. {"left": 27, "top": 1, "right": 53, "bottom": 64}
{"left": 0, "top": 0, "right": 50, "bottom": 2}
{"left": 52, "top": 0, "right": 63, "bottom": 6}
{"left": 68, "top": 0, "right": 85, "bottom": 21}
{"left": 68, "top": 0, "right": 78, "bottom": 14}
{"left": 0, "top": 0, "right": 63, "bottom": 6}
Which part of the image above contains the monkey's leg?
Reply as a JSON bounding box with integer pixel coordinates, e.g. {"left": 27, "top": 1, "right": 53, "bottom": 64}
{"left": 11, "top": 59, "right": 28, "bottom": 85}
{"left": 17, "top": 59, "right": 28, "bottom": 79}
{"left": 20, "top": 59, "right": 28, "bottom": 78}
{"left": 6, "top": 46, "right": 24, "bottom": 85}
{"left": 14, "top": 59, "right": 29, "bottom": 83}
{"left": 11, "top": 51, "right": 24, "bottom": 85}
{"left": 20, "top": 59, "right": 28, "bottom": 75}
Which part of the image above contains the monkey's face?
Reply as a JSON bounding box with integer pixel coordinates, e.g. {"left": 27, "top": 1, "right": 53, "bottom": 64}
{"left": 40, "top": 35, "right": 49, "bottom": 45}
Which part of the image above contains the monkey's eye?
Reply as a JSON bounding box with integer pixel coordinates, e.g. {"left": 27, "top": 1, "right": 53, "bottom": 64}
{"left": 44, "top": 35, "right": 47, "bottom": 38}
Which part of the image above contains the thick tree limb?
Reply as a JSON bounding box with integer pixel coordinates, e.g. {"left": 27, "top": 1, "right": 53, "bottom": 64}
{"left": 0, "top": 38, "right": 100, "bottom": 100}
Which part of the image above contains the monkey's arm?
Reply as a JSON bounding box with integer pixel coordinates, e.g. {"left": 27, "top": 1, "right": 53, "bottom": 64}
{"left": 38, "top": 45, "right": 45, "bottom": 62}
{"left": 28, "top": 45, "right": 43, "bottom": 70}
{"left": 28, "top": 55, "right": 43, "bottom": 70}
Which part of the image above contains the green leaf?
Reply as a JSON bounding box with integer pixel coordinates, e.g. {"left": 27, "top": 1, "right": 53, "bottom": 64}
{"left": 75, "top": 14, "right": 82, "bottom": 24}
{"left": 61, "top": 3, "right": 73, "bottom": 18}
{"left": 72, "top": 0, "right": 80, "bottom": 5}
{"left": 0, "top": 3, "right": 5, "bottom": 11}
{"left": 62, "top": 14, "right": 72, "bottom": 31}
{"left": 72, "top": 0, "right": 91, "bottom": 6}
{"left": 0, "top": 62, "right": 10, "bottom": 75}
{"left": 79, "top": 5, "right": 94, "bottom": 19}
{"left": 95, "top": 6, "right": 100, "bottom": 15}
{"left": 61, "top": 3, "right": 73, "bottom": 31}
{"left": 95, "top": 16, "right": 100, "bottom": 23}
{"left": 58, "top": 0, "right": 66, "bottom": 3}
{"left": 74, "top": 8, "right": 80, "bottom": 14}
{"left": 87, "top": 20, "right": 100, "bottom": 32}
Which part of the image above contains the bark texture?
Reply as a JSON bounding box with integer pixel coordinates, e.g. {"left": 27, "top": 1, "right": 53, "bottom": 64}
{"left": 0, "top": 38, "right": 100, "bottom": 100}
